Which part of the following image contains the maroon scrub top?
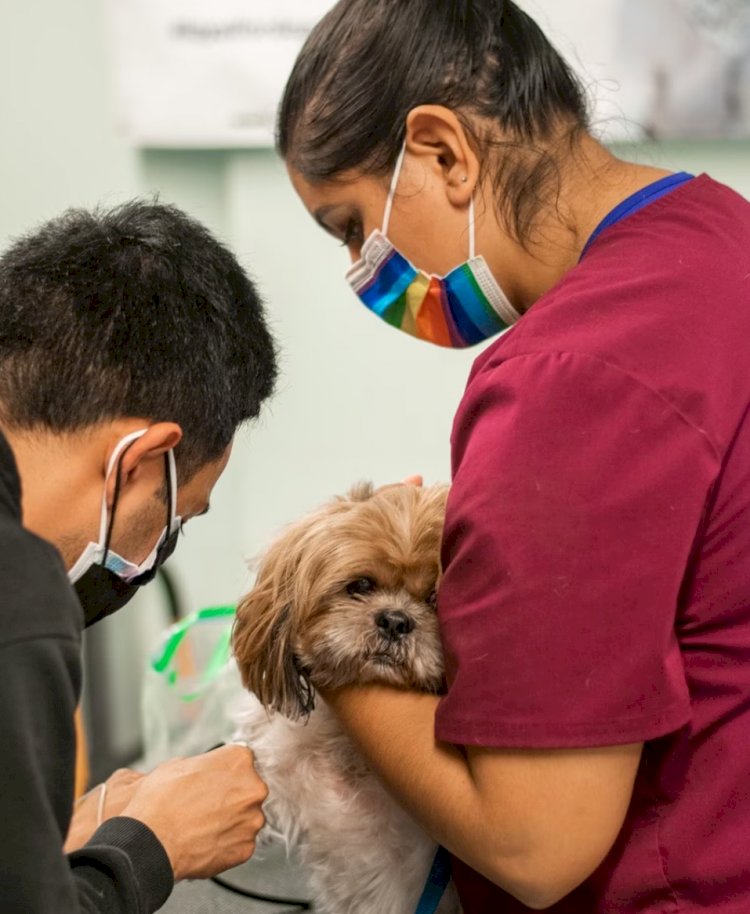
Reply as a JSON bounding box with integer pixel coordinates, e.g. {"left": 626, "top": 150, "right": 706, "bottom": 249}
{"left": 435, "top": 175, "right": 750, "bottom": 912}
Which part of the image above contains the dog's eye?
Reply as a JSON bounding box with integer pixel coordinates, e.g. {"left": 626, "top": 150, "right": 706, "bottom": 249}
{"left": 346, "top": 577, "right": 377, "bottom": 597}
{"left": 427, "top": 589, "right": 438, "bottom": 609}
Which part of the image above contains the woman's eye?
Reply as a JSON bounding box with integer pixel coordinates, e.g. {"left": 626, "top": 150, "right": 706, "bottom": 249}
{"left": 340, "top": 218, "right": 363, "bottom": 248}
{"left": 347, "top": 577, "right": 376, "bottom": 597}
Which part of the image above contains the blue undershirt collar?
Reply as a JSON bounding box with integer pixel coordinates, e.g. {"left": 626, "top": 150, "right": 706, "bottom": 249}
{"left": 414, "top": 846, "right": 452, "bottom": 914}
{"left": 580, "top": 172, "right": 695, "bottom": 261}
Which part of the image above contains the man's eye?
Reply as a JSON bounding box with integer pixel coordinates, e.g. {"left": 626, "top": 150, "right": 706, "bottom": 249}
{"left": 346, "top": 577, "right": 377, "bottom": 597}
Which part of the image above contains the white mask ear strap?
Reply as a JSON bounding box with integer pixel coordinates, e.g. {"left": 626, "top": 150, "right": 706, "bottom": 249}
{"left": 384, "top": 142, "right": 477, "bottom": 259}
{"left": 382, "top": 141, "right": 408, "bottom": 238}
{"left": 98, "top": 428, "right": 149, "bottom": 545}
{"left": 469, "top": 196, "right": 476, "bottom": 260}
{"left": 167, "top": 449, "right": 178, "bottom": 523}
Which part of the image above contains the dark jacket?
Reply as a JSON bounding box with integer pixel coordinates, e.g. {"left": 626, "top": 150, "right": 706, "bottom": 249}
{"left": 0, "top": 432, "right": 173, "bottom": 913}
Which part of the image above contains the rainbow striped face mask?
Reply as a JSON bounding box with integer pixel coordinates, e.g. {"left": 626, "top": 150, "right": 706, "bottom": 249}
{"left": 346, "top": 144, "right": 521, "bottom": 348}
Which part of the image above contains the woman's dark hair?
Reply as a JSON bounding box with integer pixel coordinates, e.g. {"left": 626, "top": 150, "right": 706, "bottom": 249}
{"left": 0, "top": 200, "right": 278, "bottom": 479}
{"left": 278, "top": 0, "right": 589, "bottom": 243}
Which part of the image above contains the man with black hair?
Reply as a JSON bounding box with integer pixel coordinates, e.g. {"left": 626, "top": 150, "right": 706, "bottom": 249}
{"left": 0, "top": 200, "right": 278, "bottom": 913}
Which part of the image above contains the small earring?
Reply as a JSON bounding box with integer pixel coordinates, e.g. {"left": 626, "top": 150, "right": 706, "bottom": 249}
{"left": 461, "top": 176, "right": 468, "bottom": 183}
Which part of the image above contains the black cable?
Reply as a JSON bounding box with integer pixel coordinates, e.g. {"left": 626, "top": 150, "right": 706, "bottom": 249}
{"left": 210, "top": 874, "right": 313, "bottom": 910}
{"left": 157, "top": 565, "right": 183, "bottom": 623}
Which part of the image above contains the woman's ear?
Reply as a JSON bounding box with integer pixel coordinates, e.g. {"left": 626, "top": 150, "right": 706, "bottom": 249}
{"left": 404, "top": 104, "right": 481, "bottom": 207}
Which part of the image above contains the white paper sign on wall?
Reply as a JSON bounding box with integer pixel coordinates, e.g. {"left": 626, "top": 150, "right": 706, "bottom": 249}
{"left": 107, "top": 0, "right": 750, "bottom": 148}
{"left": 107, "top": 0, "right": 335, "bottom": 148}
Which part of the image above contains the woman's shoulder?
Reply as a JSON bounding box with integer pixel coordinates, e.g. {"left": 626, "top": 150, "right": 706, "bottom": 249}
{"left": 467, "top": 181, "right": 750, "bottom": 453}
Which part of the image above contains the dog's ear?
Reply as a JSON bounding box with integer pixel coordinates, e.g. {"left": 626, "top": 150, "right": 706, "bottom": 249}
{"left": 232, "top": 537, "right": 315, "bottom": 721}
{"left": 345, "top": 480, "right": 375, "bottom": 503}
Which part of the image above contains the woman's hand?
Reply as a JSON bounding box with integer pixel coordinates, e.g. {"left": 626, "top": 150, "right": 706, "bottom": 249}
{"left": 376, "top": 474, "right": 423, "bottom": 494}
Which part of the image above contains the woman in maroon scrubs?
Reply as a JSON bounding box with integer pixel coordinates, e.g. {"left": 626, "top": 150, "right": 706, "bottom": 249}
{"left": 278, "top": 2, "right": 750, "bottom": 911}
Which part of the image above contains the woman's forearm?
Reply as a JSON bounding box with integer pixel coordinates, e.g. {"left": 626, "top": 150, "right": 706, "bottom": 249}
{"left": 325, "top": 686, "right": 642, "bottom": 910}
{"left": 324, "top": 687, "right": 539, "bottom": 902}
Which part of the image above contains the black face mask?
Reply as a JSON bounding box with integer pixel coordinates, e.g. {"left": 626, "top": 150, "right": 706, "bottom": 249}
{"left": 75, "top": 522, "right": 180, "bottom": 627}
{"left": 73, "top": 440, "right": 180, "bottom": 627}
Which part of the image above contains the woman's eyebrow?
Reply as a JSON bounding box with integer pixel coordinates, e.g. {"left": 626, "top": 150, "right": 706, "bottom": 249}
{"left": 314, "top": 204, "right": 347, "bottom": 236}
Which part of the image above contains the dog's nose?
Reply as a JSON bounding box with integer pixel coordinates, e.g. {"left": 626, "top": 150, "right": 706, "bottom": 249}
{"left": 375, "top": 610, "right": 415, "bottom": 641}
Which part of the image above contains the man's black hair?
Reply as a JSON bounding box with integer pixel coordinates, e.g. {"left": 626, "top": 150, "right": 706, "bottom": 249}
{"left": 0, "top": 200, "right": 278, "bottom": 477}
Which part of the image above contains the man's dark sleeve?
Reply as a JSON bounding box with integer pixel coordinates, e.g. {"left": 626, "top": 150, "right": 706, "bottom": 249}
{"left": 0, "top": 632, "right": 174, "bottom": 913}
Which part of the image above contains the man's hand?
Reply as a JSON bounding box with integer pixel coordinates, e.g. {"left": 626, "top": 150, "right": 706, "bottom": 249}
{"left": 65, "top": 768, "right": 144, "bottom": 853}
{"left": 120, "top": 745, "right": 268, "bottom": 881}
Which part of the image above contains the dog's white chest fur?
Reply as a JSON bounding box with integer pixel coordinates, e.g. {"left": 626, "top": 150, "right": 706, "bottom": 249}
{"left": 235, "top": 692, "right": 461, "bottom": 914}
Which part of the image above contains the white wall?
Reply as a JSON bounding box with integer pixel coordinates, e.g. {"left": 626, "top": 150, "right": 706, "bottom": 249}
{"left": 0, "top": 0, "right": 139, "bottom": 244}
{"left": 132, "top": 139, "right": 750, "bottom": 620}
{"left": 2, "top": 0, "right": 749, "bottom": 765}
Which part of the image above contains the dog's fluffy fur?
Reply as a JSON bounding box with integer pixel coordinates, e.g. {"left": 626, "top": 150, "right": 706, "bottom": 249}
{"left": 232, "top": 482, "right": 461, "bottom": 914}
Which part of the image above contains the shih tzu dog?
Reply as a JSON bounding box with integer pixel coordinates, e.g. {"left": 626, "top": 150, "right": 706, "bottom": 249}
{"left": 232, "top": 482, "right": 461, "bottom": 914}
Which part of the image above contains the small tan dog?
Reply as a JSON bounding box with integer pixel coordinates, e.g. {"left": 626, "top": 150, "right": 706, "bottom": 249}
{"left": 232, "top": 482, "right": 460, "bottom": 914}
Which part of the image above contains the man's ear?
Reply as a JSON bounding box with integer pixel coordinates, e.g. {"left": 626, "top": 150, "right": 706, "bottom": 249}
{"left": 104, "top": 422, "right": 183, "bottom": 507}
{"left": 404, "top": 104, "right": 481, "bottom": 207}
